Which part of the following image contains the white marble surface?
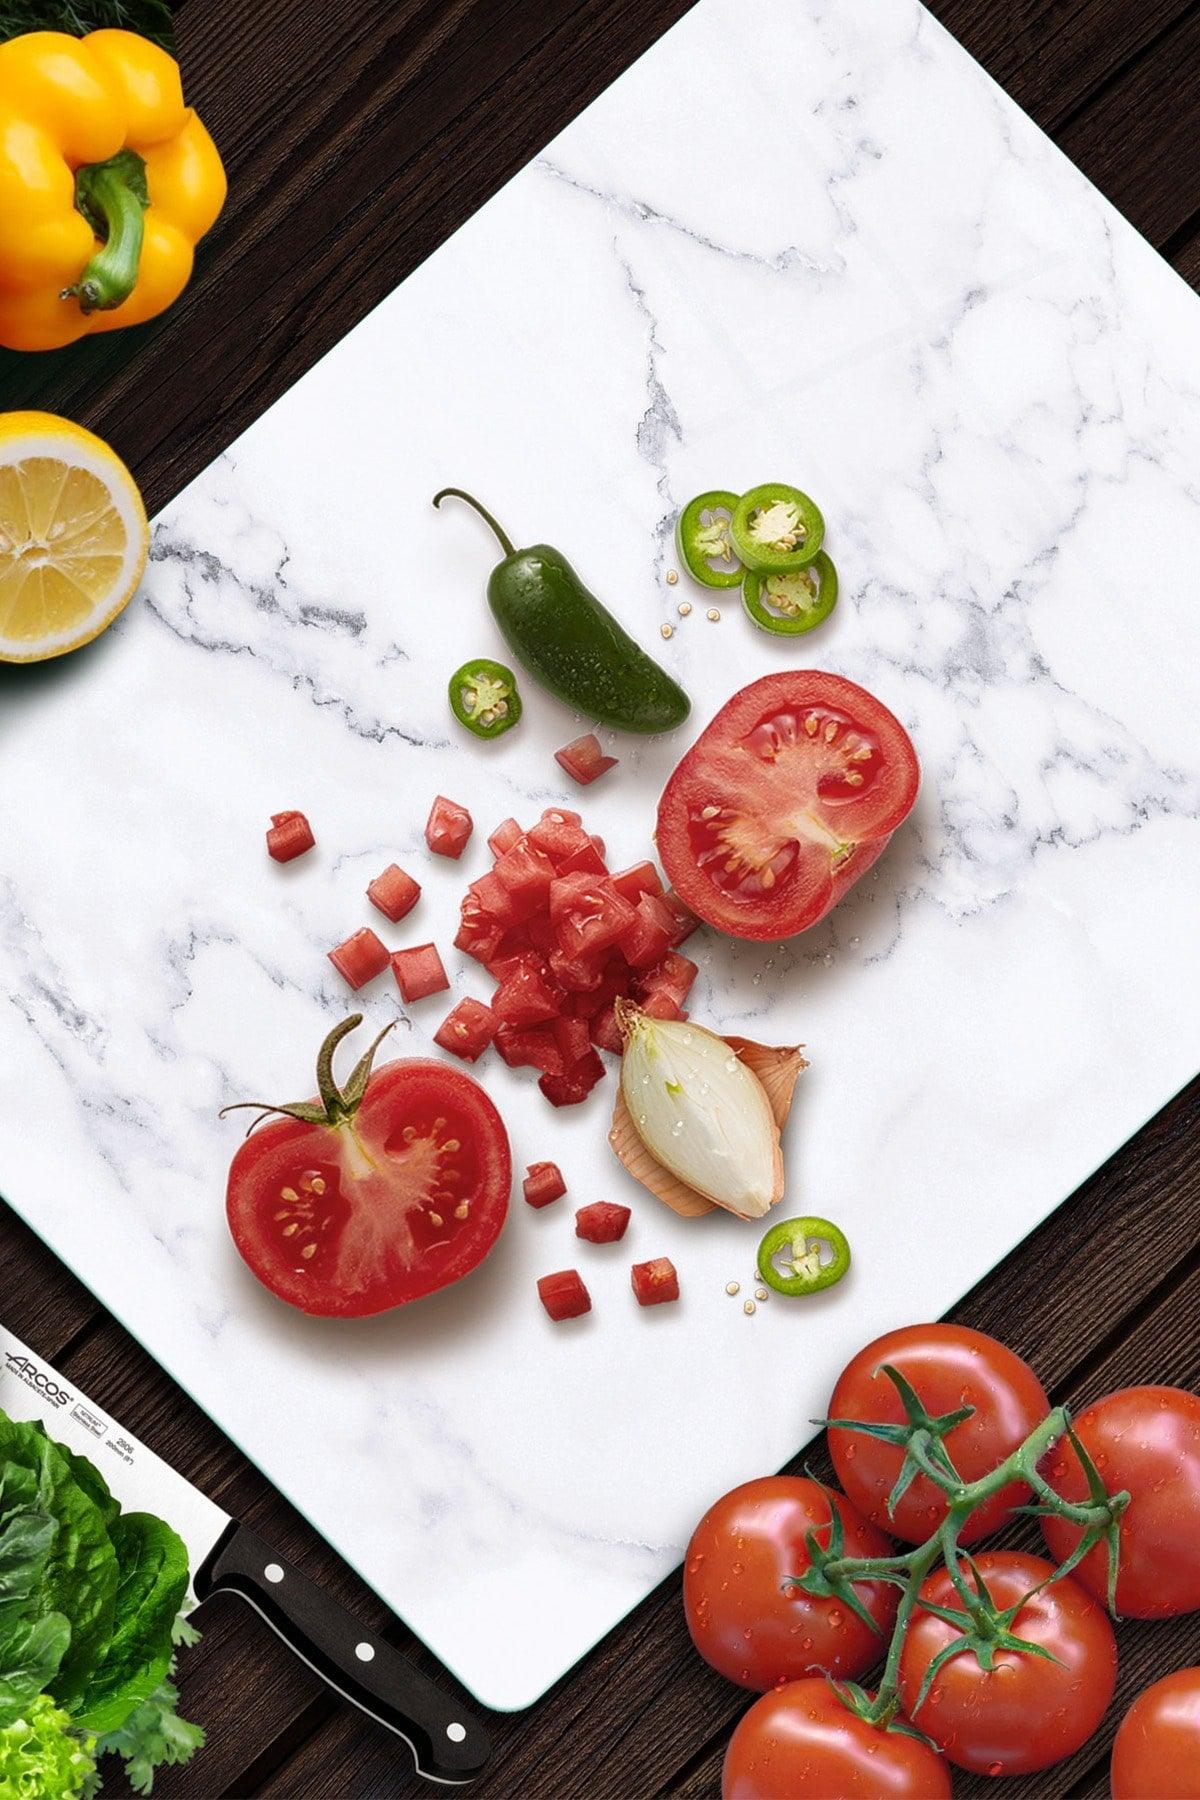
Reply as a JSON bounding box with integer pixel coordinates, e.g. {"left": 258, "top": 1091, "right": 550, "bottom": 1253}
{"left": 3, "top": 0, "right": 1200, "bottom": 1712}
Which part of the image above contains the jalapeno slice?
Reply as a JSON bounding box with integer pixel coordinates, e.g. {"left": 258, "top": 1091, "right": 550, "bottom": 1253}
{"left": 742, "top": 552, "right": 838, "bottom": 636}
{"left": 757, "top": 1215, "right": 851, "bottom": 1297}
{"left": 448, "top": 657, "right": 522, "bottom": 738}
{"left": 676, "top": 490, "right": 745, "bottom": 589}
{"left": 730, "top": 482, "right": 824, "bottom": 574}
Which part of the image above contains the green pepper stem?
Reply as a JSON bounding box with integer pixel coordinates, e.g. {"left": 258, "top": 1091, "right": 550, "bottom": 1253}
{"left": 432, "top": 488, "right": 516, "bottom": 557}
{"left": 65, "top": 150, "right": 149, "bottom": 314}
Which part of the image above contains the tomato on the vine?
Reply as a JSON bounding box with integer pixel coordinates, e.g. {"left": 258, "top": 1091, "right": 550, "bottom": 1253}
{"left": 224, "top": 1017, "right": 511, "bottom": 1316}
{"left": 828, "top": 1323, "right": 1049, "bottom": 1544}
{"left": 1040, "top": 1386, "right": 1200, "bottom": 1618}
{"left": 683, "top": 1476, "right": 899, "bottom": 1690}
{"left": 896, "top": 1552, "right": 1117, "bottom": 1775}
{"left": 722, "top": 1680, "right": 951, "bottom": 1800}
{"left": 1111, "top": 1667, "right": 1200, "bottom": 1800}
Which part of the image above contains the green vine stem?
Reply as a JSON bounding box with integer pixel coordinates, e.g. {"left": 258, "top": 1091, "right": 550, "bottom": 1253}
{"left": 795, "top": 1388, "right": 1130, "bottom": 1731}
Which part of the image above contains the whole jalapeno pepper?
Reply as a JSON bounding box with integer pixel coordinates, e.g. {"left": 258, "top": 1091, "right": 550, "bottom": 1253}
{"left": 434, "top": 488, "right": 690, "bottom": 735}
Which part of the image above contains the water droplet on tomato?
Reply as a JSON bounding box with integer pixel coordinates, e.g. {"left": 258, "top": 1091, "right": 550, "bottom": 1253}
{"left": 987, "top": 1762, "right": 1003, "bottom": 1776}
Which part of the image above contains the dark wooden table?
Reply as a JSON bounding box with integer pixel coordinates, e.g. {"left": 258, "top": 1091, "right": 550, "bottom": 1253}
{"left": 2, "top": 1, "right": 1199, "bottom": 1793}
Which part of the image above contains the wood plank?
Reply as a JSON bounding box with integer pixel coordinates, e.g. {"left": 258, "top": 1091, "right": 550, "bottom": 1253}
{"left": 0, "top": 1208, "right": 100, "bottom": 1350}
{"left": 931, "top": 0, "right": 1196, "bottom": 127}
{"left": 1055, "top": 5, "right": 1200, "bottom": 246}
{"left": 250, "top": 1079, "right": 1200, "bottom": 1797}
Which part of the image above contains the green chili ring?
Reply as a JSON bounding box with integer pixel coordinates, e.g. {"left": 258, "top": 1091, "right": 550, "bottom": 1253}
{"left": 730, "top": 482, "right": 825, "bottom": 574}
{"left": 448, "top": 657, "right": 522, "bottom": 739}
{"left": 757, "top": 1215, "right": 851, "bottom": 1297}
{"left": 676, "top": 490, "right": 744, "bottom": 589}
{"left": 742, "top": 552, "right": 838, "bottom": 637}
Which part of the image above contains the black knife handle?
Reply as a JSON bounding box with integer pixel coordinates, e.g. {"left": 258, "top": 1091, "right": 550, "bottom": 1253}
{"left": 194, "top": 1522, "right": 489, "bottom": 1785}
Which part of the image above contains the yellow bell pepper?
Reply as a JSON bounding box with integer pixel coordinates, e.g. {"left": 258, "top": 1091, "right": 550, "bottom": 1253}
{"left": 0, "top": 29, "right": 226, "bottom": 351}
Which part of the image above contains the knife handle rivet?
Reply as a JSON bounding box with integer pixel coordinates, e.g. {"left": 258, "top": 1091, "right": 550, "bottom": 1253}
{"left": 447, "top": 1723, "right": 467, "bottom": 1743}
{"left": 354, "top": 1641, "right": 375, "bottom": 1662}
{"left": 264, "top": 1563, "right": 285, "bottom": 1584}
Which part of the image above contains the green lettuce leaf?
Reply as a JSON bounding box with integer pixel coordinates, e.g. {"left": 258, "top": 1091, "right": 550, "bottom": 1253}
{"left": 0, "top": 1420, "right": 118, "bottom": 1716}
{"left": 75, "top": 1516, "right": 188, "bottom": 1735}
{"left": 0, "top": 1693, "right": 95, "bottom": 1799}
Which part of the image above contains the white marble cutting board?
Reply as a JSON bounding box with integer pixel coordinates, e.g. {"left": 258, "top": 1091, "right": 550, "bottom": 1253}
{"left": 3, "top": 0, "right": 1200, "bottom": 1713}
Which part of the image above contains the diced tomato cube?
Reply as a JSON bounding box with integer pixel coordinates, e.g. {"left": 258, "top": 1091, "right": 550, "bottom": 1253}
{"left": 523, "top": 1161, "right": 567, "bottom": 1208}
{"left": 267, "top": 810, "right": 315, "bottom": 863}
{"left": 492, "top": 963, "right": 562, "bottom": 1027}
{"left": 638, "top": 949, "right": 699, "bottom": 1009}
{"left": 527, "top": 814, "right": 593, "bottom": 864}
{"left": 468, "top": 870, "right": 519, "bottom": 924}
{"left": 610, "top": 861, "right": 663, "bottom": 905}
{"left": 631, "top": 1257, "right": 679, "bottom": 1306}
{"left": 618, "top": 891, "right": 677, "bottom": 969}
{"left": 391, "top": 943, "right": 450, "bottom": 1002}
{"left": 555, "top": 733, "right": 618, "bottom": 786}
{"left": 495, "top": 1024, "right": 563, "bottom": 1075}
{"left": 662, "top": 889, "right": 699, "bottom": 946}
{"left": 538, "top": 1049, "right": 605, "bottom": 1107}
{"left": 329, "top": 927, "right": 389, "bottom": 989}
{"left": 527, "top": 911, "right": 556, "bottom": 954}
{"left": 487, "top": 818, "right": 524, "bottom": 857}
{"left": 557, "top": 839, "right": 609, "bottom": 877}
{"left": 425, "top": 795, "right": 473, "bottom": 858}
{"left": 575, "top": 1202, "right": 631, "bottom": 1244}
{"left": 550, "top": 873, "right": 637, "bottom": 959}
{"left": 537, "top": 1269, "right": 591, "bottom": 1321}
{"left": 589, "top": 1003, "right": 624, "bottom": 1054}
{"left": 454, "top": 896, "right": 504, "bottom": 965}
{"left": 640, "top": 993, "right": 685, "bottom": 1021}
{"left": 548, "top": 946, "right": 605, "bottom": 993}
{"left": 367, "top": 862, "right": 421, "bottom": 922}
{"left": 433, "top": 997, "right": 496, "bottom": 1062}
{"left": 494, "top": 840, "right": 557, "bottom": 916}
{"left": 553, "top": 1014, "right": 592, "bottom": 1065}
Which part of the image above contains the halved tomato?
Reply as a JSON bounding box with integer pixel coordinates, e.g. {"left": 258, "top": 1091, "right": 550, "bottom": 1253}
{"left": 657, "top": 672, "right": 919, "bottom": 939}
{"left": 225, "top": 1017, "right": 510, "bottom": 1316}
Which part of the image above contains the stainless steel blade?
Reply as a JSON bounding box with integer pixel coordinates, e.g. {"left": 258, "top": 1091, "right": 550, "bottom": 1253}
{"left": 0, "top": 1324, "right": 230, "bottom": 1600}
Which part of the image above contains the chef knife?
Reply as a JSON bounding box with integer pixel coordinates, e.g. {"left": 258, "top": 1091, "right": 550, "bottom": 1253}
{"left": 0, "top": 1325, "right": 489, "bottom": 1786}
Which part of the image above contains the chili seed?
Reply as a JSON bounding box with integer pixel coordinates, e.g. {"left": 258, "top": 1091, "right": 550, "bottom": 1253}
{"left": 678, "top": 600, "right": 692, "bottom": 616}
{"left": 660, "top": 623, "right": 674, "bottom": 639}
{"left": 666, "top": 569, "right": 679, "bottom": 586}
{"left": 706, "top": 608, "right": 721, "bottom": 622}
{"left": 743, "top": 1300, "right": 756, "bottom": 1315}
{"left": 725, "top": 1281, "right": 740, "bottom": 1296}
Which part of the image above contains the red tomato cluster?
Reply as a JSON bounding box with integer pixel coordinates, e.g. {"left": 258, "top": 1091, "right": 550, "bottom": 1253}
{"left": 681, "top": 1323, "right": 1200, "bottom": 1799}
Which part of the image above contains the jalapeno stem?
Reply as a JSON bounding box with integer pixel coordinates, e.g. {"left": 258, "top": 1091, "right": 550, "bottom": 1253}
{"left": 432, "top": 487, "right": 516, "bottom": 557}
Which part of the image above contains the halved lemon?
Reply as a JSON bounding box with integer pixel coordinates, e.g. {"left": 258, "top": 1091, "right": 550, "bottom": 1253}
{"left": 0, "top": 411, "right": 149, "bottom": 663}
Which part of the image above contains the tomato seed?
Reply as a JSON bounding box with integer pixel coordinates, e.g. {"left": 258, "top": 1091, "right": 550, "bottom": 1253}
{"left": 429, "top": 1212, "right": 443, "bottom": 1227}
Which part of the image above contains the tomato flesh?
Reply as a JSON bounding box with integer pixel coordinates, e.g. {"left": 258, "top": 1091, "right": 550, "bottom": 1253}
{"left": 425, "top": 794, "right": 473, "bottom": 858}
{"left": 658, "top": 673, "right": 919, "bottom": 940}
{"left": 226, "top": 1058, "right": 510, "bottom": 1316}
{"left": 1039, "top": 1385, "right": 1200, "bottom": 1617}
{"left": 367, "top": 862, "right": 421, "bottom": 923}
{"left": 896, "top": 1552, "right": 1117, "bottom": 1775}
{"left": 631, "top": 1257, "right": 679, "bottom": 1306}
{"left": 433, "top": 997, "right": 496, "bottom": 1062}
{"left": 267, "top": 810, "right": 315, "bottom": 862}
{"left": 328, "top": 927, "right": 390, "bottom": 990}
{"left": 391, "top": 943, "right": 449, "bottom": 1002}
{"left": 555, "top": 732, "right": 618, "bottom": 785}
{"left": 523, "top": 1161, "right": 567, "bottom": 1208}
{"left": 486, "top": 817, "right": 523, "bottom": 857}
{"left": 1112, "top": 1668, "right": 1200, "bottom": 1800}
{"left": 723, "top": 1681, "right": 951, "bottom": 1800}
{"left": 538, "top": 1269, "right": 591, "bottom": 1321}
{"left": 575, "top": 1202, "right": 630, "bottom": 1243}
